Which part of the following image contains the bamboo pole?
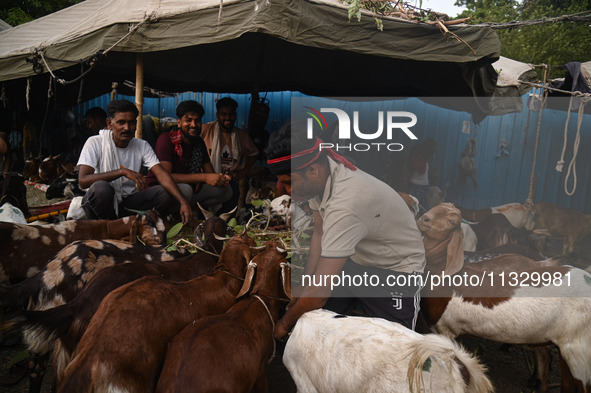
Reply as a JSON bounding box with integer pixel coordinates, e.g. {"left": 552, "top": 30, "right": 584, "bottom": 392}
{"left": 135, "top": 53, "right": 144, "bottom": 139}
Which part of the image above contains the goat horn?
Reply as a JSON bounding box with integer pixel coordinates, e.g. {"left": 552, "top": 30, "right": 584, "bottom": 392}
{"left": 276, "top": 246, "right": 287, "bottom": 254}
{"left": 251, "top": 245, "right": 266, "bottom": 251}
{"left": 125, "top": 208, "right": 145, "bottom": 215}
{"left": 219, "top": 205, "right": 238, "bottom": 222}
{"left": 236, "top": 261, "right": 257, "bottom": 299}
{"left": 214, "top": 234, "right": 229, "bottom": 241}
{"left": 197, "top": 203, "right": 214, "bottom": 220}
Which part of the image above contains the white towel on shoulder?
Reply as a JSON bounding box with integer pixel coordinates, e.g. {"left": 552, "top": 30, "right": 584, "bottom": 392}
{"left": 99, "top": 129, "right": 123, "bottom": 215}
{"left": 210, "top": 123, "right": 240, "bottom": 174}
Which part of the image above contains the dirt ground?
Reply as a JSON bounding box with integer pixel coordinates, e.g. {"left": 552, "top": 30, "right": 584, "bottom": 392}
{"left": 1, "top": 187, "right": 588, "bottom": 392}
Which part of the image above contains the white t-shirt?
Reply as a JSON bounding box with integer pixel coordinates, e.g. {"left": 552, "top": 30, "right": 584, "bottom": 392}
{"left": 77, "top": 135, "right": 160, "bottom": 197}
{"left": 309, "top": 158, "right": 425, "bottom": 274}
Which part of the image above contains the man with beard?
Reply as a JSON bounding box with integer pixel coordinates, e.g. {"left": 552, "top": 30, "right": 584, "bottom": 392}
{"left": 147, "top": 100, "right": 231, "bottom": 213}
{"left": 201, "top": 97, "right": 259, "bottom": 211}
{"left": 77, "top": 100, "right": 192, "bottom": 224}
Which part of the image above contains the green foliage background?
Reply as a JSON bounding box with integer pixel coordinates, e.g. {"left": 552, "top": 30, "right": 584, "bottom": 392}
{"left": 0, "top": 0, "right": 83, "bottom": 26}
{"left": 456, "top": 0, "right": 591, "bottom": 76}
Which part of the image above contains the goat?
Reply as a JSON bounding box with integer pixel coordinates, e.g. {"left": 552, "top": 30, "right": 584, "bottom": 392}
{"left": 0, "top": 209, "right": 166, "bottom": 284}
{"left": 418, "top": 203, "right": 591, "bottom": 393}
{"left": 283, "top": 309, "right": 493, "bottom": 393}
{"left": 57, "top": 232, "right": 257, "bottom": 393}
{"left": 461, "top": 222, "right": 478, "bottom": 251}
{"left": 531, "top": 201, "right": 591, "bottom": 254}
{"left": 469, "top": 213, "right": 527, "bottom": 251}
{"left": 1, "top": 239, "right": 188, "bottom": 311}
{"left": 38, "top": 155, "right": 65, "bottom": 184}
{"left": 398, "top": 191, "right": 420, "bottom": 218}
{"left": 1, "top": 216, "right": 231, "bottom": 393}
{"left": 156, "top": 241, "right": 291, "bottom": 393}
{"left": 22, "top": 157, "right": 41, "bottom": 183}
{"left": 0, "top": 171, "right": 30, "bottom": 217}
{"left": 457, "top": 202, "right": 529, "bottom": 229}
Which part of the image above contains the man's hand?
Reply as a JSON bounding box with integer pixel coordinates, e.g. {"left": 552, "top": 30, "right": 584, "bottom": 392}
{"left": 179, "top": 200, "right": 193, "bottom": 225}
{"left": 203, "top": 173, "right": 231, "bottom": 187}
{"left": 121, "top": 168, "right": 148, "bottom": 191}
{"left": 274, "top": 317, "right": 292, "bottom": 340}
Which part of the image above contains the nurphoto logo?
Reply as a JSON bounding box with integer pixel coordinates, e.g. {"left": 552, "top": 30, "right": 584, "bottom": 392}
{"left": 304, "top": 106, "right": 418, "bottom": 152}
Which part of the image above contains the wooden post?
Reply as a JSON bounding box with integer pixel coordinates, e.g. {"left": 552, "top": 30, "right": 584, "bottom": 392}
{"left": 135, "top": 53, "right": 144, "bottom": 139}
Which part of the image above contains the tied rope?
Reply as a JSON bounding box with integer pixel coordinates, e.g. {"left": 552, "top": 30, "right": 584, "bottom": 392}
{"left": 253, "top": 294, "right": 276, "bottom": 364}
{"left": 34, "top": 14, "right": 154, "bottom": 85}
{"left": 555, "top": 95, "right": 574, "bottom": 173}
{"left": 525, "top": 66, "right": 548, "bottom": 212}
{"left": 563, "top": 100, "right": 586, "bottom": 196}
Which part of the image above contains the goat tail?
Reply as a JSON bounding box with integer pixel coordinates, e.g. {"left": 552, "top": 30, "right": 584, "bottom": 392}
{"left": 6, "top": 306, "right": 73, "bottom": 356}
{"left": 0, "top": 274, "right": 42, "bottom": 307}
{"left": 407, "top": 334, "right": 493, "bottom": 393}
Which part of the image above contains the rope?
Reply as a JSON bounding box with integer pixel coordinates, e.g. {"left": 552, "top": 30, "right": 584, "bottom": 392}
{"left": 253, "top": 294, "right": 276, "bottom": 365}
{"left": 555, "top": 95, "right": 574, "bottom": 173}
{"left": 26, "top": 78, "right": 31, "bottom": 111}
{"left": 518, "top": 80, "right": 591, "bottom": 98}
{"left": 564, "top": 101, "right": 585, "bottom": 196}
{"left": 525, "top": 66, "right": 549, "bottom": 211}
{"left": 34, "top": 14, "right": 154, "bottom": 86}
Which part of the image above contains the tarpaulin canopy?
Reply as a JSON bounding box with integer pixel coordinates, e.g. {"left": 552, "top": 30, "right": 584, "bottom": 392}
{"left": 0, "top": 0, "right": 501, "bottom": 110}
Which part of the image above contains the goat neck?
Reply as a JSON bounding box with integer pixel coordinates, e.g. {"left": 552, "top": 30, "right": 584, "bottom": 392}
{"left": 214, "top": 233, "right": 257, "bottom": 279}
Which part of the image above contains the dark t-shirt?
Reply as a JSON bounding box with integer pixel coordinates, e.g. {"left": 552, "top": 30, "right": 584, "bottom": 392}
{"left": 147, "top": 131, "right": 210, "bottom": 186}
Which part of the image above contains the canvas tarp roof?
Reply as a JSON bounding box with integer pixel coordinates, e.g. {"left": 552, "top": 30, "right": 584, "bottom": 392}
{"left": 0, "top": 0, "right": 501, "bottom": 110}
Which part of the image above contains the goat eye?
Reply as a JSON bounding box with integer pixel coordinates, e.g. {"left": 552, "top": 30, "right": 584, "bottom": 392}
{"left": 449, "top": 220, "right": 456, "bottom": 226}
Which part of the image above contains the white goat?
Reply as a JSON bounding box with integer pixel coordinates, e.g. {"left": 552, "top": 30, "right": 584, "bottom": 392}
{"left": 283, "top": 309, "right": 493, "bottom": 393}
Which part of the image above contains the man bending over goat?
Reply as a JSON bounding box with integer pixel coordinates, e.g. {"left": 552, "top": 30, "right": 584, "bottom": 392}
{"left": 267, "top": 122, "right": 426, "bottom": 339}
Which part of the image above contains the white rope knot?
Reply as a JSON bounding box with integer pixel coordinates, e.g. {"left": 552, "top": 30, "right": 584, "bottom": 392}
{"left": 555, "top": 160, "right": 565, "bottom": 172}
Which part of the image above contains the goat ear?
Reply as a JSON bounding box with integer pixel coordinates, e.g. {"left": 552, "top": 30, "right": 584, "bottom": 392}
{"left": 445, "top": 227, "right": 464, "bottom": 275}
{"left": 128, "top": 215, "right": 141, "bottom": 244}
{"left": 236, "top": 262, "right": 257, "bottom": 298}
{"left": 193, "top": 223, "right": 205, "bottom": 247}
{"left": 281, "top": 262, "right": 292, "bottom": 299}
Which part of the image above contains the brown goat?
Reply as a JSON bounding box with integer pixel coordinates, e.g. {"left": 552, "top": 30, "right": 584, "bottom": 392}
{"left": 58, "top": 232, "right": 258, "bottom": 393}
{"left": 22, "top": 157, "right": 41, "bottom": 183}
{"left": 38, "top": 155, "right": 65, "bottom": 184}
{"left": 532, "top": 201, "right": 591, "bottom": 254}
{"left": 156, "top": 241, "right": 291, "bottom": 393}
{"left": 1, "top": 216, "right": 231, "bottom": 393}
{"left": 0, "top": 209, "right": 167, "bottom": 284}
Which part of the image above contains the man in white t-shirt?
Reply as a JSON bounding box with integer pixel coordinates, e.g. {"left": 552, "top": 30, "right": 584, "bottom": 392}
{"left": 267, "top": 123, "right": 426, "bottom": 340}
{"left": 77, "top": 100, "right": 192, "bottom": 224}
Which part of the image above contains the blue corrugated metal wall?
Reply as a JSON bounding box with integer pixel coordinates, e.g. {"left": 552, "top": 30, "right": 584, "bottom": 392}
{"left": 75, "top": 92, "right": 590, "bottom": 213}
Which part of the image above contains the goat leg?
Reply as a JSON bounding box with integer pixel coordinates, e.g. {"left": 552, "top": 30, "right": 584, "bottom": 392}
{"left": 27, "top": 353, "right": 48, "bottom": 393}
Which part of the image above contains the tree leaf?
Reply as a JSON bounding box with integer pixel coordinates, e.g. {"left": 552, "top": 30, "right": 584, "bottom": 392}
{"left": 228, "top": 218, "right": 238, "bottom": 227}
{"left": 251, "top": 199, "right": 265, "bottom": 207}
{"left": 166, "top": 222, "right": 183, "bottom": 239}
